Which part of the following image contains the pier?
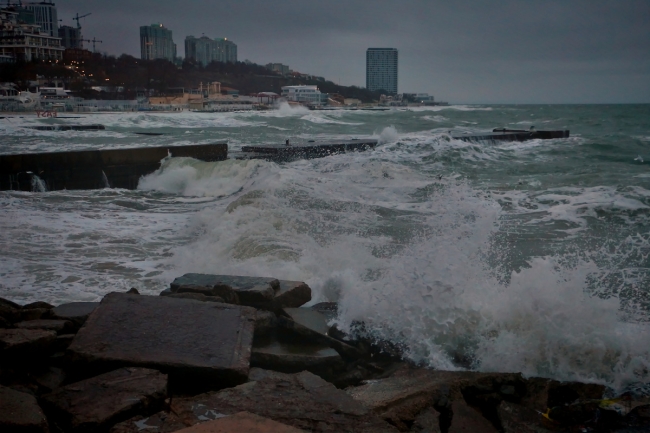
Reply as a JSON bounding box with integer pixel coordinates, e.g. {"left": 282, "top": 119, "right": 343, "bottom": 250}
{"left": 234, "top": 139, "right": 378, "bottom": 163}
{"left": 0, "top": 143, "right": 227, "bottom": 191}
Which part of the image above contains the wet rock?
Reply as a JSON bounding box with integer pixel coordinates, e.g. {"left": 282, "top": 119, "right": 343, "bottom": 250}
{"left": 251, "top": 338, "right": 345, "bottom": 380}
{"left": 410, "top": 407, "right": 441, "bottom": 433}
{"left": 0, "top": 328, "right": 57, "bottom": 359}
{"left": 15, "top": 319, "right": 73, "bottom": 334}
{"left": 51, "top": 302, "right": 99, "bottom": 327}
{"left": 280, "top": 308, "right": 362, "bottom": 359}
{"left": 171, "top": 370, "right": 398, "bottom": 432}
{"left": 67, "top": 293, "right": 255, "bottom": 391}
{"left": 170, "top": 274, "right": 312, "bottom": 310}
{"left": 448, "top": 400, "right": 498, "bottom": 433}
{"left": 347, "top": 367, "right": 474, "bottom": 429}
{"left": 497, "top": 401, "right": 551, "bottom": 433}
{"left": 0, "top": 384, "right": 49, "bottom": 432}
{"left": 0, "top": 316, "right": 9, "bottom": 328}
{"left": 159, "top": 288, "right": 173, "bottom": 296}
{"left": 254, "top": 310, "right": 278, "bottom": 336}
{"left": 624, "top": 404, "right": 650, "bottom": 429}
{"left": 126, "top": 288, "right": 139, "bottom": 295}
{"left": 273, "top": 280, "right": 311, "bottom": 309}
{"left": 165, "top": 292, "right": 225, "bottom": 303}
{"left": 42, "top": 367, "right": 167, "bottom": 433}
{"left": 174, "top": 411, "right": 307, "bottom": 432}
{"left": 110, "top": 411, "right": 186, "bottom": 433}
{"left": 22, "top": 301, "right": 54, "bottom": 310}
{"left": 546, "top": 400, "right": 600, "bottom": 426}
{"left": 546, "top": 382, "right": 605, "bottom": 408}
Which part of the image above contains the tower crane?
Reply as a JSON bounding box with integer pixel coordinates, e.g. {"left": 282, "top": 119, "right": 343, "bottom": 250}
{"left": 73, "top": 12, "right": 91, "bottom": 30}
{"left": 80, "top": 37, "right": 103, "bottom": 53}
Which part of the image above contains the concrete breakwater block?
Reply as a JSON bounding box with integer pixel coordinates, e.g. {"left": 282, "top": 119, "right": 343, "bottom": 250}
{"left": 41, "top": 367, "right": 167, "bottom": 432}
{"left": 0, "top": 328, "right": 57, "bottom": 358}
{"left": 29, "top": 124, "right": 105, "bottom": 131}
{"left": 175, "top": 411, "right": 307, "bottom": 433}
{"left": 170, "top": 369, "right": 398, "bottom": 433}
{"left": 169, "top": 274, "right": 311, "bottom": 311}
{"left": 51, "top": 302, "right": 99, "bottom": 328}
{"left": 0, "top": 384, "right": 50, "bottom": 432}
{"left": 250, "top": 339, "right": 344, "bottom": 377}
{"left": 67, "top": 293, "right": 255, "bottom": 389}
{"left": 236, "top": 139, "right": 378, "bottom": 163}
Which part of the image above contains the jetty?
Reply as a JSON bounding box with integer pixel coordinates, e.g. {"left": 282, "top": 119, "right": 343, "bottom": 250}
{"left": 0, "top": 143, "right": 227, "bottom": 191}
{"left": 0, "top": 129, "right": 569, "bottom": 191}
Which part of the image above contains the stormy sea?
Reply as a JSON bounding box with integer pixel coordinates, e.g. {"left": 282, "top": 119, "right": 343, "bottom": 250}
{"left": 1, "top": 103, "right": 649, "bottom": 393}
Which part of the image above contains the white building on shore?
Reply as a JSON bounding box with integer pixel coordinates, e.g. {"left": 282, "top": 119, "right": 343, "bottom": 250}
{"left": 281, "top": 85, "right": 328, "bottom": 106}
{"left": 0, "top": 7, "right": 64, "bottom": 62}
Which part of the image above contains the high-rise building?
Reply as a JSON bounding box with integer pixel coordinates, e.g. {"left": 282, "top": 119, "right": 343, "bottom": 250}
{"left": 366, "top": 48, "right": 398, "bottom": 94}
{"left": 24, "top": 1, "right": 58, "bottom": 37}
{"left": 58, "top": 25, "right": 81, "bottom": 49}
{"left": 0, "top": 7, "right": 64, "bottom": 62}
{"left": 185, "top": 35, "right": 237, "bottom": 66}
{"left": 140, "top": 23, "right": 176, "bottom": 61}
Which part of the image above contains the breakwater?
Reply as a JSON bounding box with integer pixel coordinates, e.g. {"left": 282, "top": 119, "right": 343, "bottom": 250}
{"left": 1, "top": 275, "right": 647, "bottom": 432}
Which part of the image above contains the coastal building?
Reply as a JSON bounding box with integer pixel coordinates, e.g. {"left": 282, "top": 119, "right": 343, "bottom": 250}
{"left": 366, "top": 48, "right": 398, "bottom": 94}
{"left": 23, "top": 1, "right": 58, "bottom": 37}
{"left": 58, "top": 25, "right": 81, "bottom": 49}
{"left": 140, "top": 23, "right": 176, "bottom": 61}
{"left": 0, "top": 7, "right": 64, "bottom": 62}
{"left": 266, "top": 63, "right": 290, "bottom": 75}
{"left": 281, "top": 85, "right": 328, "bottom": 106}
{"left": 184, "top": 35, "right": 237, "bottom": 66}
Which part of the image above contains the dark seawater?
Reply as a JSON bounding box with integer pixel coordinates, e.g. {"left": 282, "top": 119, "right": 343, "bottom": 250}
{"left": 1, "top": 104, "right": 649, "bottom": 390}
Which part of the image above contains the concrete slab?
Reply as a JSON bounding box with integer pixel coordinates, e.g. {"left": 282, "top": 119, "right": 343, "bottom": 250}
{"left": 274, "top": 280, "right": 311, "bottom": 308}
{"left": 175, "top": 411, "right": 306, "bottom": 433}
{"left": 67, "top": 293, "right": 255, "bottom": 389}
{"left": 171, "top": 370, "right": 398, "bottom": 433}
{"left": 42, "top": 367, "right": 167, "bottom": 433}
{"left": 0, "top": 384, "right": 49, "bottom": 432}
{"left": 449, "top": 400, "right": 498, "bottom": 433}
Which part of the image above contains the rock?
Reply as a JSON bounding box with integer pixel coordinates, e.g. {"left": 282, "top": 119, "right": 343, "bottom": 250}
{"left": 0, "top": 297, "right": 21, "bottom": 309}
{"left": 67, "top": 293, "right": 255, "bottom": 391}
{"left": 42, "top": 367, "right": 167, "bottom": 432}
{"left": 497, "top": 401, "right": 551, "bottom": 433}
{"left": 0, "top": 328, "right": 57, "bottom": 359}
{"left": 448, "top": 400, "right": 499, "bottom": 433}
{"left": 159, "top": 288, "right": 173, "bottom": 296}
{"left": 31, "top": 366, "right": 66, "bottom": 393}
{"left": 0, "top": 316, "right": 9, "bottom": 328}
{"left": 280, "top": 308, "right": 362, "bottom": 359}
{"left": 254, "top": 310, "right": 277, "bottom": 336}
{"left": 546, "top": 400, "right": 600, "bottom": 426}
{"left": 274, "top": 280, "right": 311, "bottom": 309}
{"left": 546, "top": 382, "right": 605, "bottom": 408}
{"left": 410, "top": 407, "right": 441, "bottom": 433}
{"left": 0, "top": 384, "right": 49, "bottom": 432}
{"left": 126, "top": 288, "right": 139, "bottom": 295}
{"left": 171, "top": 370, "right": 398, "bottom": 432}
{"left": 51, "top": 302, "right": 99, "bottom": 327}
{"left": 624, "top": 404, "right": 650, "bottom": 428}
{"left": 0, "top": 303, "right": 20, "bottom": 324}
{"left": 347, "top": 367, "right": 473, "bottom": 429}
{"left": 110, "top": 411, "right": 186, "bottom": 433}
{"left": 251, "top": 338, "right": 345, "bottom": 380}
{"left": 15, "top": 319, "right": 73, "bottom": 334}
{"left": 18, "top": 308, "right": 49, "bottom": 322}
{"left": 174, "top": 411, "right": 307, "bottom": 432}
{"left": 165, "top": 292, "right": 225, "bottom": 303}
{"left": 169, "top": 274, "right": 312, "bottom": 310}
{"left": 22, "top": 301, "right": 54, "bottom": 310}
{"left": 55, "top": 334, "right": 75, "bottom": 351}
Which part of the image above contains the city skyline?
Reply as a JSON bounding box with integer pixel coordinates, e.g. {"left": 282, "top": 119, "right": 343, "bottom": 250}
{"left": 50, "top": 0, "right": 650, "bottom": 103}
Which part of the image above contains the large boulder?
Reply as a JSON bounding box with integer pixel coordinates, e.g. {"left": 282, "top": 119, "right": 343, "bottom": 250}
{"left": 0, "top": 384, "right": 49, "bottom": 432}
{"left": 67, "top": 293, "right": 255, "bottom": 390}
{"left": 15, "top": 319, "right": 73, "bottom": 335}
{"left": 169, "top": 274, "right": 311, "bottom": 310}
{"left": 110, "top": 411, "right": 186, "bottom": 433}
{"left": 41, "top": 367, "right": 167, "bottom": 432}
{"left": 171, "top": 369, "right": 398, "bottom": 432}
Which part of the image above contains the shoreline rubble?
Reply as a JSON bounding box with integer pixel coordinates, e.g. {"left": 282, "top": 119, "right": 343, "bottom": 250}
{"left": 1, "top": 274, "right": 648, "bottom": 432}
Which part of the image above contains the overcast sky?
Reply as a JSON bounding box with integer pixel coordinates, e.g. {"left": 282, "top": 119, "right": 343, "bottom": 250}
{"left": 55, "top": 0, "right": 649, "bottom": 104}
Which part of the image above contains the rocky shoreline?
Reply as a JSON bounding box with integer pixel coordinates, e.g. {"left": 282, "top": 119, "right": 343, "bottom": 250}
{"left": 1, "top": 274, "right": 648, "bottom": 432}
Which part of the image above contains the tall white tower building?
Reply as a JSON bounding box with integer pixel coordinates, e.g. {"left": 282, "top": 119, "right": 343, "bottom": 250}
{"left": 24, "top": 1, "right": 58, "bottom": 37}
{"left": 366, "top": 48, "right": 398, "bottom": 94}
